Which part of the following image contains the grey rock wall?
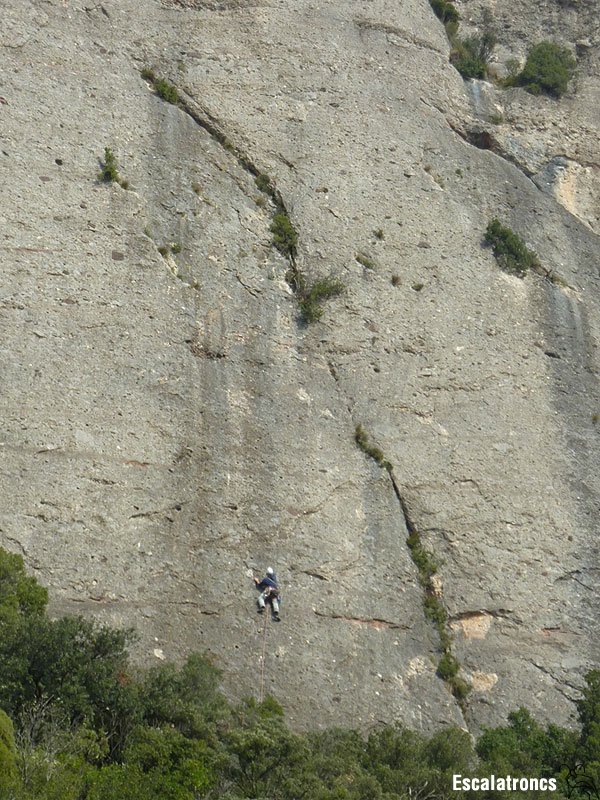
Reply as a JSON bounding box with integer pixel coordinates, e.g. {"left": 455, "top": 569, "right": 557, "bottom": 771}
{"left": 1, "top": 0, "right": 598, "bottom": 733}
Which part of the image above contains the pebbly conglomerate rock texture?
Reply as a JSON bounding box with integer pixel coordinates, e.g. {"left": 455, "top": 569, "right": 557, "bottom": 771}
{"left": 1, "top": 0, "right": 598, "bottom": 733}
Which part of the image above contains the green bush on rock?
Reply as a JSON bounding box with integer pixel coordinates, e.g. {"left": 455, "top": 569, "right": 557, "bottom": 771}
{"left": 512, "top": 41, "right": 576, "bottom": 97}
{"left": 484, "top": 218, "right": 540, "bottom": 277}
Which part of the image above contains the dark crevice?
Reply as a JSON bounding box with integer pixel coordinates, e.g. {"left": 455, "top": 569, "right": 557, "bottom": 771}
{"left": 314, "top": 610, "right": 410, "bottom": 630}
{"left": 174, "top": 90, "right": 303, "bottom": 296}
{"left": 448, "top": 119, "right": 537, "bottom": 181}
{"left": 450, "top": 608, "right": 515, "bottom": 621}
{"left": 300, "top": 570, "right": 329, "bottom": 581}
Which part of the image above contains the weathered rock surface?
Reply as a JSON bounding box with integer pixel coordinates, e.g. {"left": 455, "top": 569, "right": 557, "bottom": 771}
{"left": 1, "top": 0, "right": 599, "bottom": 733}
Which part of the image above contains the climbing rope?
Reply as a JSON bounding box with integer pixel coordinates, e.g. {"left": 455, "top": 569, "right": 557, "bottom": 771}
{"left": 258, "top": 608, "right": 269, "bottom": 704}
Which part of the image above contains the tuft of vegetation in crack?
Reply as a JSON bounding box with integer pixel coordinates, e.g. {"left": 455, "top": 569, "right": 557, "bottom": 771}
{"left": 506, "top": 41, "right": 576, "bottom": 98}
{"left": 97, "top": 147, "right": 129, "bottom": 189}
{"left": 355, "top": 252, "right": 376, "bottom": 270}
{"left": 354, "top": 425, "right": 393, "bottom": 472}
{"left": 429, "top": 1, "right": 497, "bottom": 80}
{"left": 138, "top": 74, "right": 340, "bottom": 325}
{"left": 405, "top": 516, "right": 471, "bottom": 707}
{"left": 353, "top": 427, "right": 470, "bottom": 706}
{"left": 270, "top": 213, "right": 298, "bottom": 259}
{"left": 269, "top": 211, "right": 344, "bottom": 323}
{"left": 141, "top": 68, "right": 180, "bottom": 104}
{"left": 451, "top": 30, "right": 497, "bottom": 79}
{"left": 299, "top": 277, "right": 345, "bottom": 323}
{"left": 255, "top": 172, "right": 274, "bottom": 194}
{"left": 484, "top": 218, "right": 540, "bottom": 277}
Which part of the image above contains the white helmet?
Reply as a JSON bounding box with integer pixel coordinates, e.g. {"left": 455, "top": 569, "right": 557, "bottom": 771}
{"left": 266, "top": 567, "right": 274, "bottom": 576}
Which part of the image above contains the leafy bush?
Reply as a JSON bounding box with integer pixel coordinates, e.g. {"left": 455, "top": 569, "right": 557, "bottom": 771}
{"left": 0, "top": 548, "right": 48, "bottom": 624}
{"left": 513, "top": 41, "right": 576, "bottom": 97}
{"left": 484, "top": 218, "right": 540, "bottom": 277}
{"left": 298, "top": 277, "right": 345, "bottom": 323}
{"left": 437, "top": 652, "right": 460, "bottom": 680}
{"left": 141, "top": 69, "right": 180, "bottom": 104}
{"left": 451, "top": 31, "right": 496, "bottom": 78}
{"left": 270, "top": 213, "right": 298, "bottom": 258}
{"left": 97, "top": 147, "right": 120, "bottom": 183}
{"left": 0, "top": 710, "right": 18, "bottom": 792}
{"left": 154, "top": 78, "right": 180, "bottom": 105}
{"left": 5, "top": 545, "right": 600, "bottom": 799}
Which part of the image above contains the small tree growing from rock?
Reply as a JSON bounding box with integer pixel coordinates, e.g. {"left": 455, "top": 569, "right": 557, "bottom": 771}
{"left": 512, "top": 41, "right": 576, "bottom": 97}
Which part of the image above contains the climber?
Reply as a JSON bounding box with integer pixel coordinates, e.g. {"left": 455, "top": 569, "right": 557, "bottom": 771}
{"left": 254, "top": 567, "right": 281, "bottom": 621}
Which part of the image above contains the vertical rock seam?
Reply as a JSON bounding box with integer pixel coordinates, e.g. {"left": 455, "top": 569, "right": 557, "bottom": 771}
{"left": 355, "top": 424, "right": 471, "bottom": 720}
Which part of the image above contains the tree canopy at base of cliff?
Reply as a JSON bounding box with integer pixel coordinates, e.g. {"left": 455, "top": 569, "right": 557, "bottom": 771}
{"left": 1, "top": 549, "right": 599, "bottom": 799}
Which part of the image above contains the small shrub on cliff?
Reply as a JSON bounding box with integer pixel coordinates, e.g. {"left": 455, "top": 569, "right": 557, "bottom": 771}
{"left": 141, "top": 68, "right": 180, "bottom": 104}
{"left": 437, "top": 652, "right": 460, "bottom": 680}
{"left": 97, "top": 147, "right": 119, "bottom": 183}
{"left": 270, "top": 213, "right": 298, "bottom": 258}
{"left": 154, "top": 77, "right": 180, "bottom": 104}
{"left": 451, "top": 31, "right": 496, "bottom": 79}
{"left": 484, "top": 219, "right": 540, "bottom": 277}
{"left": 511, "top": 41, "right": 576, "bottom": 97}
{"left": 97, "top": 147, "right": 129, "bottom": 189}
{"left": 299, "top": 277, "right": 345, "bottom": 323}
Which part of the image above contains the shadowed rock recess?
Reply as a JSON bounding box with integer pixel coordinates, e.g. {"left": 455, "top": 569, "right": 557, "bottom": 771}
{"left": 1, "top": 0, "right": 599, "bottom": 733}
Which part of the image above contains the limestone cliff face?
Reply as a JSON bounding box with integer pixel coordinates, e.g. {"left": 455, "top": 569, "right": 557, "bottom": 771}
{"left": 1, "top": 0, "right": 599, "bottom": 733}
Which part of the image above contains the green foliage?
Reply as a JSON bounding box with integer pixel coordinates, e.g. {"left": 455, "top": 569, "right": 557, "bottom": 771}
{"left": 437, "top": 652, "right": 460, "bottom": 680}
{"left": 270, "top": 213, "right": 298, "bottom": 258}
{"left": 513, "top": 41, "right": 576, "bottom": 97}
{"left": 255, "top": 173, "right": 273, "bottom": 193}
{"left": 0, "top": 614, "right": 139, "bottom": 757}
{"left": 0, "top": 709, "right": 18, "bottom": 792}
{"left": 477, "top": 706, "right": 577, "bottom": 786}
{"left": 577, "top": 669, "right": 600, "bottom": 782}
{"left": 154, "top": 78, "right": 180, "bottom": 104}
{"left": 3, "top": 546, "right": 600, "bottom": 799}
{"left": 430, "top": 0, "right": 459, "bottom": 25}
{"left": 141, "top": 68, "right": 180, "bottom": 104}
{"left": 354, "top": 424, "right": 393, "bottom": 471}
{"left": 97, "top": 147, "right": 120, "bottom": 183}
{"left": 451, "top": 31, "right": 496, "bottom": 78}
{"left": 406, "top": 533, "right": 437, "bottom": 585}
{"left": 138, "top": 654, "right": 227, "bottom": 738}
{"left": 298, "top": 276, "right": 345, "bottom": 323}
{"left": 423, "top": 594, "right": 447, "bottom": 626}
{"left": 0, "top": 549, "right": 47, "bottom": 626}
{"left": 484, "top": 218, "right": 540, "bottom": 277}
